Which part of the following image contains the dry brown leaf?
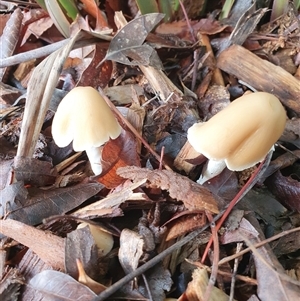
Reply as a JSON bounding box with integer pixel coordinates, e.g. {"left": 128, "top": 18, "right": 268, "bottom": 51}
{"left": 65, "top": 226, "right": 99, "bottom": 280}
{"left": 155, "top": 18, "right": 228, "bottom": 41}
{"left": 77, "top": 259, "right": 106, "bottom": 294}
{"left": 117, "top": 166, "right": 219, "bottom": 214}
{"left": 72, "top": 179, "right": 147, "bottom": 219}
{"left": 165, "top": 212, "right": 206, "bottom": 241}
{"left": 0, "top": 8, "right": 23, "bottom": 82}
{"left": 221, "top": 214, "right": 300, "bottom": 301}
{"left": 119, "top": 229, "right": 144, "bottom": 274}
{"left": 0, "top": 82, "right": 23, "bottom": 106}
{"left": 1, "top": 182, "right": 103, "bottom": 226}
{"left": 139, "top": 264, "right": 172, "bottom": 301}
{"left": 266, "top": 170, "right": 300, "bottom": 212}
{"left": 29, "top": 270, "right": 97, "bottom": 300}
{"left": 97, "top": 131, "right": 141, "bottom": 189}
{"left": 13, "top": 157, "right": 57, "bottom": 187}
{"left": 80, "top": 0, "right": 108, "bottom": 29}
{"left": 179, "top": 268, "right": 234, "bottom": 301}
{"left": 77, "top": 44, "right": 112, "bottom": 88}
{"left": 21, "top": 9, "right": 50, "bottom": 45}
{"left": 0, "top": 157, "right": 14, "bottom": 190}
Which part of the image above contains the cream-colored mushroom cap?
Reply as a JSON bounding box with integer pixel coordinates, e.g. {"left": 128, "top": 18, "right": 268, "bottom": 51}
{"left": 187, "top": 92, "right": 286, "bottom": 171}
{"left": 52, "top": 86, "right": 122, "bottom": 151}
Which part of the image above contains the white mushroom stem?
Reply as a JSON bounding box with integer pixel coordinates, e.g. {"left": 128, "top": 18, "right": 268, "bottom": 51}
{"left": 198, "top": 146, "right": 275, "bottom": 184}
{"left": 197, "top": 159, "right": 227, "bottom": 184}
{"left": 85, "top": 146, "right": 103, "bottom": 175}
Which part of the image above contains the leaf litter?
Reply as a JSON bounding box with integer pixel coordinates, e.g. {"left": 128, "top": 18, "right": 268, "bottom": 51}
{"left": 0, "top": 2, "right": 300, "bottom": 301}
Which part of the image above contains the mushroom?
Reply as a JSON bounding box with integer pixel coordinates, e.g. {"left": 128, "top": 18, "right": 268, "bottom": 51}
{"left": 51, "top": 86, "right": 122, "bottom": 175}
{"left": 187, "top": 92, "right": 286, "bottom": 184}
{"left": 77, "top": 222, "right": 114, "bottom": 256}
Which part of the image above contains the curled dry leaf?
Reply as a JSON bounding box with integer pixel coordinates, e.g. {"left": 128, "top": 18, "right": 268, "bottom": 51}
{"left": 165, "top": 212, "right": 206, "bottom": 241}
{"left": 97, "top": 130, "right": 141, "bottom": 189}
{"left": 117, "top": 166, "right": 219, "bottom": 214}
{"left": 0, "top": 8, "right": 23, "bottom": 82}
{"left": 77, "top": 259, "right": 106, "bottom": 294}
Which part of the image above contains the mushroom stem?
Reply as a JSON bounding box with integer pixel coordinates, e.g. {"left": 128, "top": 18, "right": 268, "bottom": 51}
{"left": 85, "top": 146, "right": 103, "bottom": 175}
{"left": 197, "top": 159, "right": 227, "bottom": 184}
{"left": 198, "top": 146, "right": 275, "bottom": 184}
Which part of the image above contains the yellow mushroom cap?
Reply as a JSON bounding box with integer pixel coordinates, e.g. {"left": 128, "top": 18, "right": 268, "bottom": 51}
{"left": 52, "top": 86, "right": 122, "bottom": 152}
{"left": 187, "top": 92, "right": 286, "bottom": 171}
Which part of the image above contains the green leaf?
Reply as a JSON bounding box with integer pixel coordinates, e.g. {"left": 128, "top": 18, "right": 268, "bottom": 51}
{"left": 58, "top": 0, "right": 79, "bottom": 20}
{"left": 220, "top": 0, "right": 235, "bottom": 20}
{"left": 158, "top": 0, "right": 173, "bottom": 22}
{"left": 135, "top": 0, "right": 159, "bottom": 14}
{"left": 35, "top": 0, "right": 47, "bottom": 10}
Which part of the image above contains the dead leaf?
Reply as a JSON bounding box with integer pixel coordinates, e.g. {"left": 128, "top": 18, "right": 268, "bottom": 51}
{"left": 139, "top": 265, "right": 172, "bottom": 301}
{"left": 28, "top": 270, "right": 97, "bottom": 300}
{"left": 218, "top": 6, "right": 268, "bottom": 53}
{"left": 72, "top": 179, "right": 147, "bottom": 219}
{"left": 0, "top": 268, "right": 24, "bottom": 301}
{"left": 1, "top": 182, "right": 103, "bottom": 225}
{"left": 117, "top": 166, "right": 219, "bottom": 214}
{"left": 260, "top": 150, "right": 300, "bottom": 181}
{"left": 23, "top": 16, "right": 54, "bottom": 44}
{"left": 21, "top": 9, "right": 50, "bottom": 45}
{"left": 156, "top": 18, "right": 228, "bottom": 40}
{"left": 197, "top": 84, "right": 230, "bottom": 120}
{"left": 0, "top": 158, "right": 13, "bottom": 190}
{"left": 97, "top": 131, "right": 141, "bottom": 189}
{"left": 0, "top": 8, "right": 23, "bottom": 82}
{"left": 165, "top": 212, "right": 206, "bottom": 241}
{"left": 220, "top": 213, "right": 300, "bottom": 301}
{"left": 65, "top": 226, "right": 99, "bottom": 280}
{"left": 105, "top": 13, "right": 164, "bottom": 68}
{"left": 282, "top": 119, "right": 300, "bottom": 147}
{"left": 14, "top": 157, "right": 57, "bottom": 187}
{"left": 180, "top": 268, "right": 234, "bottom": 301}
{"left": 80, "top": 0, "right": 108, "bottom": 29}
{"left": 271, "top": 230, "right": 300, "bottom": 257}
{"left": 77, "top": 259, "right": 106, "bottom": 294}
{"left": 119, "top": 229, "right": 144, "bottom": 274}
{"left": 77, "top": 44, "right": 112, "bottom": 88}
{"left": 266, "top": 170, "right": 300, "bottom": 212}
{"left": 0, "top": 82, "right": 23, "bottom": 106}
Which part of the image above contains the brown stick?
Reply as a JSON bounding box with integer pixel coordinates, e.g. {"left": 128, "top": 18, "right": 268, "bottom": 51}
{"left": 0, "top": 219, "right": 65, "bottom": 270}
{"left": 217, "top": 45, "right": 300, "bottom": 115}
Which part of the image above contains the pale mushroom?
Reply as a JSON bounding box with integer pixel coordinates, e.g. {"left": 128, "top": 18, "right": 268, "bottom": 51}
{"left": 77, "top": 222, "right": 114, "bottom": 256}
{"left": 51, "top": 86, "right": 122, "bottom": 175}
{"left": 187, "top": 92, "right": 286, "bottom": 184}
